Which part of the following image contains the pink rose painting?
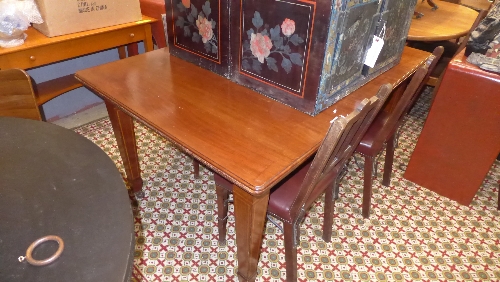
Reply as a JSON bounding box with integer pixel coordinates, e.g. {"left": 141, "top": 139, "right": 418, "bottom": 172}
{"left": 196, "top": 15, "right": 213, "bottom": 43}
{"left": 250, "top": 33, "right": 272, "bottom": 63}
{"left": 281, "top": 18, "right": 295, "bottom": 37}
{"left": 176, "top": 0, "right": 218, "bottom": 54}
{"left": 242, "top": 11, "right": 304, "bottom": 74}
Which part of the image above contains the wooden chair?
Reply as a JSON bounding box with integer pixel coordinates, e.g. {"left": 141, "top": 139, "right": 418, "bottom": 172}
{"left": 0, "top": 69, "right": 42, "bottom": 120}
{"left": 409, "top": 9, "right": 488, "bottom": 86}
{"left": 213, "top": 84, "right": 392, "bottom": 281}
{"left": 355, "top": 47, "right": 443, "bottom": 219}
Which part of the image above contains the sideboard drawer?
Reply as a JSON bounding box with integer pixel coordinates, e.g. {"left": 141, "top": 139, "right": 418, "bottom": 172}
{"left": 0, "top": 25, "right": 148, "bottom": 70}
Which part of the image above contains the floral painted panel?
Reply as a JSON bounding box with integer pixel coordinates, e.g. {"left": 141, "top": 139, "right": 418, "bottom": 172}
{"left": 239, "top": 0, "right": 314, "bottom": 96}
{"left": 173, "top": 0, "right": 220, "bottom": 61}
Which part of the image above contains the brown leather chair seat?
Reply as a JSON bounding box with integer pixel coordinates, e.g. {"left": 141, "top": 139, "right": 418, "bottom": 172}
{"left": 355, "top": 110, "right": 392, "bottom": 156}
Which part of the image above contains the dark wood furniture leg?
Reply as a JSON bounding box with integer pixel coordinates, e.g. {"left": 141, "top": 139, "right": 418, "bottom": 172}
{"left": 427, "top": 0, "right": 438, "bottom": 10}
{"left": 362, "top": 156, "right": 374, "bottom": 219}
{"left": 193, "top": 159, "right": 200, "bottom": 179}
{"left": 283, "top": 222, "right": 298, "bottom": 282}
{"left": 127, "top": 43, "right": 140, "bottom": 56}
{"left": 118, "top": 46, "right": 127, "bottom": 59}
{"left": 498, "top": 183, "right": 500, "bottom": 210}
{"left": 216, "top": 184, "right": 230, "bottom": 245}
{"left": 322, "top": 178, "right": 336, "bottom": 241}
{"left": 105, "top": 101, "right": 144, "bottom": 198}
{"left": 118, "top": 43, "right": 141, "bottom": 59}
{"left": 233, "top": 186, "right": 269, "bottom": 282}
{"left": 382, "top": 134, "right": 396, "bottom": 187}
{"left": 414, "top": 0, "right": 439, "bottom": 18}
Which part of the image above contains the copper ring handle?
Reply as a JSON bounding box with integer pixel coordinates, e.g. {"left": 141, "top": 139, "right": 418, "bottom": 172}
{"left": 25, "top": 235, "right": 64, "bottom": 266}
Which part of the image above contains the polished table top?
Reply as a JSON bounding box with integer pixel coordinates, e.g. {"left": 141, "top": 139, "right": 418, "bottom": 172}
{"left": 0, "top": 117, "right": 134, "bottom": 281}
{"left": 408, "top": 0, "right": 479, "bottom": 41}
{"left": 75, "top": 47, "right": 430, "bottom": 196}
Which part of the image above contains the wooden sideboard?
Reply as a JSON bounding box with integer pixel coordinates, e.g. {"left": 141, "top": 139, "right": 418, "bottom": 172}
{"left": 0, "top": 16, "right": 155, "bottom": 107}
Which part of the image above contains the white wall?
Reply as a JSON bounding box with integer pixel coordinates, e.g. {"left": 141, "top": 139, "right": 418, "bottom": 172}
{"left": 27, "top": 43, "right": 145, "bottom": 121}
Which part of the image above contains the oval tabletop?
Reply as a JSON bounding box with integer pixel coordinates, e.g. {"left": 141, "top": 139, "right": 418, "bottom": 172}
{"left": 0, "top": 117, "right": 134, "bottom": 281}
{"left": 408, "top": 1, "right": 479, "bottom": 41}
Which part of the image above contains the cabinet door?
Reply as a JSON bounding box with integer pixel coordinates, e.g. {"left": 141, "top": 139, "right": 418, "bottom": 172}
{"left": 326, "top": 0, "right": 380, "bottom": 96}
{"left": 235, "top": 0, "right": 316, "bottom": 96}
{"left": 367, "top": 0, "right": 418, "bottom": 76}
{"left": 165, "top": 0, "right": 231, "bottom": 77}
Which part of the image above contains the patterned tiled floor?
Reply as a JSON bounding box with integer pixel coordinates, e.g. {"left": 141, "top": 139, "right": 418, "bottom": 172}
{"left": 74, "top": 87, "right": 500, "bottom": 281}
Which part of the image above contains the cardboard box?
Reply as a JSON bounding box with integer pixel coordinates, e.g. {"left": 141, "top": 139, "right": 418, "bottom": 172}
{"left": 33, "top": 0, "right": 142, "bottom": 37}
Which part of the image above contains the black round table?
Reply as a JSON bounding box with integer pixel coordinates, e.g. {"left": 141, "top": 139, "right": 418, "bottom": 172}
{"left": 0, "top": 117, "right": 134, "bottom": 281}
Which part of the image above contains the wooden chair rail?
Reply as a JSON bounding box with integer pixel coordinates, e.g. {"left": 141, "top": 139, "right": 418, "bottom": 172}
{"left": 35, "top": 75, "right": 83, "bottom": 105}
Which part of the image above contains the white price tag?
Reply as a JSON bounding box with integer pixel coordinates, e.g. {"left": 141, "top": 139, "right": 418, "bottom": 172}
{"left": 364, "top": 35, "right": 384, "bottom": 68}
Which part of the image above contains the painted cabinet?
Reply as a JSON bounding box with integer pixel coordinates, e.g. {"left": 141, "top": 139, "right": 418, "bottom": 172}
{"left": 164, "top": 0, "right": 417, "bottom": 115}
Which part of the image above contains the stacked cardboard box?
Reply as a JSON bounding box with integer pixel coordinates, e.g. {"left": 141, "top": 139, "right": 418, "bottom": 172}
{"left": 33, "top": 0, "right": 142, "bottom": 37}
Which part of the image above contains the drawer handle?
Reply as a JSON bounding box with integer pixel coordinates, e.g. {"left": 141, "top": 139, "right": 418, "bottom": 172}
{"left": 130, "top": 33, "right": 135, "bottom": 38}
{"left": 30, "top": 56, "right": 36, "bottom": 61}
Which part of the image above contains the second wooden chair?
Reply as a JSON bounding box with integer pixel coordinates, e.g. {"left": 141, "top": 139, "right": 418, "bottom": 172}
{"left": 355, "top": 47, "right": 444, "bottom": 218}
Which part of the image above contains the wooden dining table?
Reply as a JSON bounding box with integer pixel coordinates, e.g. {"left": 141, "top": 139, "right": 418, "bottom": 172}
{"left": 408, "top": 0, "right": 479, "bottom": 41}
{"left": 75, "top": 46, "right": 430, "bottom": 282}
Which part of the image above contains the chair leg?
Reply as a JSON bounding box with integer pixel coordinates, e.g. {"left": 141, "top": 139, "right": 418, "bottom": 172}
{"left": 382, "top": 134, "right": 396, "bottom": 187}
{"left": 193, "top": 159, "right": 200, "bottom": 179}
{"left": 215, "top": 186, "right": 229, "bottom": 245}
{"left": 333, "top": 164, "right": 347, "bottom": 200}
{"left": 322, "top": 177, "right": 337, "bottom": 242}
{"left": 362, "top": 156, "right": 374, "bottom": 219}
{"left": 283, "top": 222, "right": 298, "bottom": 282}
{"left": 497, "top": 183, "right": 500, "bottom": 210}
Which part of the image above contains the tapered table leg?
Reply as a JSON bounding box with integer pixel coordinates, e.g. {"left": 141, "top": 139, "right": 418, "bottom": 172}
{"left": 126, "top": 43, "right": 140, "bottom": 56}
{"left": 105, "top": 101, "right": 144, "bottom": 198}
{"left": 233, "top": 186, "right": 269, "bottom": 282}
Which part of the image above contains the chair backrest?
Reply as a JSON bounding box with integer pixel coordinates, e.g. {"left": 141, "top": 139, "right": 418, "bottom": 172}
{"left": 0, "top": 69, "right": 41, "bottom": 121}
{"left": 408, "top": 46, "right": 444, "bottom": 111}
{"left": 372, "top": 47, "right": 442, "bottom": 147}
{"left": 411, "top": 46, "right": 444, "bottom": 95}
{"left": 289, "top": 83, "right": 393, "bottom": 218}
